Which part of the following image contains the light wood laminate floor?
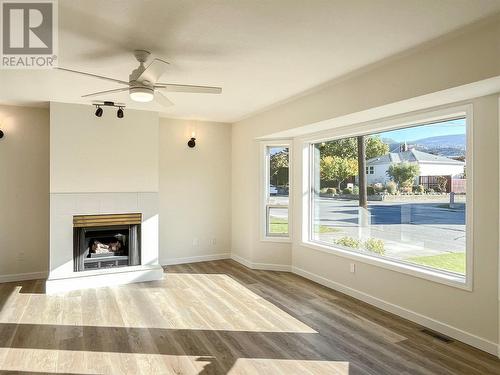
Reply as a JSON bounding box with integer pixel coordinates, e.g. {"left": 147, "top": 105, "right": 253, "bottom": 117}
{"left": 0, "top": 259, "right": 499, "bottom": 374}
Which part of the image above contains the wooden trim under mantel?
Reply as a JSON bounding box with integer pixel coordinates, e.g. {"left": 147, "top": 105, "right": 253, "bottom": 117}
{"left": 73, "top": 213, "right": 142, "bottom": 228}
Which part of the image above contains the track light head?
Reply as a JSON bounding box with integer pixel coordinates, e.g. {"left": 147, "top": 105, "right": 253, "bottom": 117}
{"left": 95, "top": 106, "right": 103, "bottom": 117}
{"left": 117, "top": 107, "right": 124, "bottom": 119}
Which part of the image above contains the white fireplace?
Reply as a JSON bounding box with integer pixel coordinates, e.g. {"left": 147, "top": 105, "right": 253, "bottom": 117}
{"left": 46, "top": 102, "right": 163, "bottom": 293}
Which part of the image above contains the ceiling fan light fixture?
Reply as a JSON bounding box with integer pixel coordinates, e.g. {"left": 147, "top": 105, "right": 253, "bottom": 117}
{"left": 129, "top": 87, "right": 154, "bottom": 102}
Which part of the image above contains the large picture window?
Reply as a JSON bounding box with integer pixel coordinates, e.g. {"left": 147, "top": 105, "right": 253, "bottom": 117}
{"left": 309, "top": 116, "right": 469, "bottom": 282}
{"left": 263, "top": 144, "right": 290, "bottom": 239}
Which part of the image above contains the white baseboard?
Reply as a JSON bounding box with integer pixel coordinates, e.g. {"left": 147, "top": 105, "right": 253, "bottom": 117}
{"left": 0, "top": 271, "right": 48, "bottom": 283}
{"left": 161, "top": 252, "right": 231, "bottom": 266}
{"left": 231, "top": 254, "right": 292, "bottom": 272}
{"left": 292, "top": 265, "right": 498, "bottom": 356}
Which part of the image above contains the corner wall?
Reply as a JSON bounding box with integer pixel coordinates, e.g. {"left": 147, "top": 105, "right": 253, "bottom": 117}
{"left": 0, "top": 105, "right": 49, "bottom": 281}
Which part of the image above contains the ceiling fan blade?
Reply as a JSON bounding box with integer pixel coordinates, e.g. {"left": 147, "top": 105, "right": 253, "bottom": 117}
{"left": 56, "top": 67, "right": 129, "bottom": 85}
{"left": 155, "top": 91, "right": 174, "bottom": 107}
{"left": 137, "top": 58, "right": 169, "bottom": 85}
{"left": 82, "top": 87, "right": 129, "bottom": 98}
{"left": 155, "top": 83, "right": 222, "bottom": 94}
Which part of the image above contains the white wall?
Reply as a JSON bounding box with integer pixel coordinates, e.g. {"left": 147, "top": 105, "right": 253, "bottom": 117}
{"left": 419, "top": 163, "right": 464, "bottom": 178}
{"left": 50, "top": 102, "right": 159, "bottom": 193}
{"left": 159, "top": 118, "right": 232, "bottom": 264}
{"left": 366, "top": 164, "right": 391, "bottom": 185}
{"left": 0, "top": 105, "right": 49, "bottom": 281}
{"left": 231, "top": 16, "right": 500, "bottom": 353}
{"left": 366, "top": 162, "right": 465, "bottom": 185}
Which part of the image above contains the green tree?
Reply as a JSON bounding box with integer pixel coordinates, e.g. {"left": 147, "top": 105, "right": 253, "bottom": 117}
{"left": 365, "top": 136, "right": 389, "bottom": 159}
{"left": 319, "top": 138, "right": 357, "bottom": 159}
{"left": 436, "top": 175, "right": 448, "bottom": 193}
{"left": 319, "top": 136, "right": 388, "bottom": 160}
{"left": 387, "top": 162, "right": 420, "bottom": 189}
{"left": 320, "top": 156, "right": 358, "bottom": 189}
{"left": 270, "top": 148, "right": 289, "bottom": 187}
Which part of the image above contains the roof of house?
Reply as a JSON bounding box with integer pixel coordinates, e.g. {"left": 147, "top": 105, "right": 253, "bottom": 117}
{"left": 366, "top": 149, "right": 465, "bottom": 166}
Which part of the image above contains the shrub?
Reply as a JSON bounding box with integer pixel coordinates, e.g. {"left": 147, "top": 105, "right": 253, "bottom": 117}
{"left": 387, "top": 162, "right": 420, "bottom": 188}
{"left": 326, "top": 187, "right": 337, "bottom": 195}
{"left": 352, "top": 185, "right": 359, "bottom": 195}
{"left": 415, "top": 184, "right": 425, "bottom": 194}
{"left": 367, "top": 186, "right": 375, "bottom": 195}
{"left": 386, "top": 181, "right": 397, "bottom": 194}
{"left": 320, "top": 187, "right": 328, "bottom": 194}
{"left": 336, "top": 236, "right": 360, "bottom": 249}
{"left": 426, "top": 188, "right": 435, "bottom": 194}
{"left": 401, "top": 186, "right": 412, "bottom": 194}
{"left": 373, "top": 183, "right": 384, "bottom": 193}
{"left": 435, "top": 175, "right": 448, "bottom": 193}
{"left": 342, "top": 187, "right": 352, "bottom": 195}
{"left": 364, "top": 238, "right": 385, "bottom": 255}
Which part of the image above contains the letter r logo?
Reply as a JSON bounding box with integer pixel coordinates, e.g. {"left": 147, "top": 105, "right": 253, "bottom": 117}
{"left": 2, "top": 2, "right": 53, "bottom": 54}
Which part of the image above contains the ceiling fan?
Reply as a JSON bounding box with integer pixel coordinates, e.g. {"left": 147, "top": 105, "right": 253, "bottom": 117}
{"left": 56, "top": 50, "right": 222, "bottom": 107}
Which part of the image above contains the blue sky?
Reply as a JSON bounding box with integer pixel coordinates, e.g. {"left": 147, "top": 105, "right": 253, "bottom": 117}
{"left": 376, "top": 118, "right": 466, "bottom": 142}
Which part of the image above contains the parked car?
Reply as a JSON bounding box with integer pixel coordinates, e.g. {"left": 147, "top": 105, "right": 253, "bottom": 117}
{"left": 277, "top": 186, "right": 289, "bottom": 196}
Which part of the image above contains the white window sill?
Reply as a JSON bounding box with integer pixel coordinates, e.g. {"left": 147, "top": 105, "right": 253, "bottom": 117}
{"left": 300, "top": 240, "right": 471, "bottom": 291}
{"left": 261, "top": 236, "right": 292, "bottom": 243}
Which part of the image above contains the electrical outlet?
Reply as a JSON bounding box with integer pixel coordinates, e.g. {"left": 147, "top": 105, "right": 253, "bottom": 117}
{"left": 192, "top": 238, "right": 199, "bottom": 247}
{"left": 349, "top": 263, "right": 356, "bottom": 273}
{"left": 17, "top": 251, "right": 25, "bottom": 262}
{"left": 210, "top": 238, "right": 217, "bottom": 246}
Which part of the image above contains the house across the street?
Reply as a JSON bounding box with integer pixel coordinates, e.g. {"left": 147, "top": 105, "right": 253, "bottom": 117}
{"left": 365, "top": 148, "right": 465, "bottom": 188}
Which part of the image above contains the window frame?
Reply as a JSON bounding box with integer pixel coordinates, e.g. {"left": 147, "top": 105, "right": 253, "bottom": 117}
{"left": 260, "top": 141, "right": 292, "bottom": 242}
{"left": 300, "top": 104, "right": 473, "bottom": 290}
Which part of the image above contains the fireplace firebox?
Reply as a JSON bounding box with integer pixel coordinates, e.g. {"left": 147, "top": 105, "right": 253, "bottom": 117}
{"left": 73, "top": 214, "right": 141, "bottom": 272}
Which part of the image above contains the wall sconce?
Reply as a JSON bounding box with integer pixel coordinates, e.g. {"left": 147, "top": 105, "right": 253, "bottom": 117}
{"left": 187, "top": 130, "right": 196, "bottom": 148}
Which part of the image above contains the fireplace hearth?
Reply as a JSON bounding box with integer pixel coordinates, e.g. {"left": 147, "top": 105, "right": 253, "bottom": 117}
{"left": 73, "top": 213, "right": 141, "bottom": 272}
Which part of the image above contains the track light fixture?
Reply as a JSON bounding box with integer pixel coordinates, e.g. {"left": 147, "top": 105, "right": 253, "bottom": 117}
{"left": 92, "top": 101, "right": 125, "bottom": 118}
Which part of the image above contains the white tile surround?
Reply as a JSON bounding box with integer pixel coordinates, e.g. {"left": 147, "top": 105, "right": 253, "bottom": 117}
{"left": 46, "top": 192, "right": 163, "bottom": 293}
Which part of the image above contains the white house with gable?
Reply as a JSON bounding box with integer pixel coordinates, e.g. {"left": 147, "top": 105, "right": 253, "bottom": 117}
{"left": 365, "top": 149, "right": 465, "bottom": 185}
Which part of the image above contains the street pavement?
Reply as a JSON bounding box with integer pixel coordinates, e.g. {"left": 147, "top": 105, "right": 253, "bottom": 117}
{"left": 313, "top": 197, "right": 466, "bottom": 259}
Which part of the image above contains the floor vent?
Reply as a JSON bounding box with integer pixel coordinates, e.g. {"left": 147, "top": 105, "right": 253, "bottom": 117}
{"left": 421, "top": 329, "right": 454, "bottom": 343}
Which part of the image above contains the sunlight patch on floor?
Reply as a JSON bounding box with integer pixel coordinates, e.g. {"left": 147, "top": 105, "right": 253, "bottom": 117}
{"left": 0, "top": 348, "right": 212, "bottom": 374}
{"left": 0, "top": 274, "right": 316, "bottom": 333}
{"left": 229, "top": 358, "right": 349, "bottom": 374}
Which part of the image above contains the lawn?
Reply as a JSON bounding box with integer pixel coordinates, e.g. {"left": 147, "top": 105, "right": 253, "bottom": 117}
{"left": 407, "top": 252, "right": 465, "bottom": 274}
{"left": 269, "top": 218, "right": 339, "bottom": 235}
{"left": 269, "top": 217, "right": 288, "bottom": 234}
{"left": 314, "top": 225, "right": 340, "bottom": 234}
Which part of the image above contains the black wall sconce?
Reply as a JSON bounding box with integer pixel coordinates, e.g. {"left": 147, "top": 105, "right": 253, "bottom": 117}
{"left": 0, "top": 129, "right": 4, "bottom": 139}
{"left": 187, "top": 130, "right": 196, "bottom": 148}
